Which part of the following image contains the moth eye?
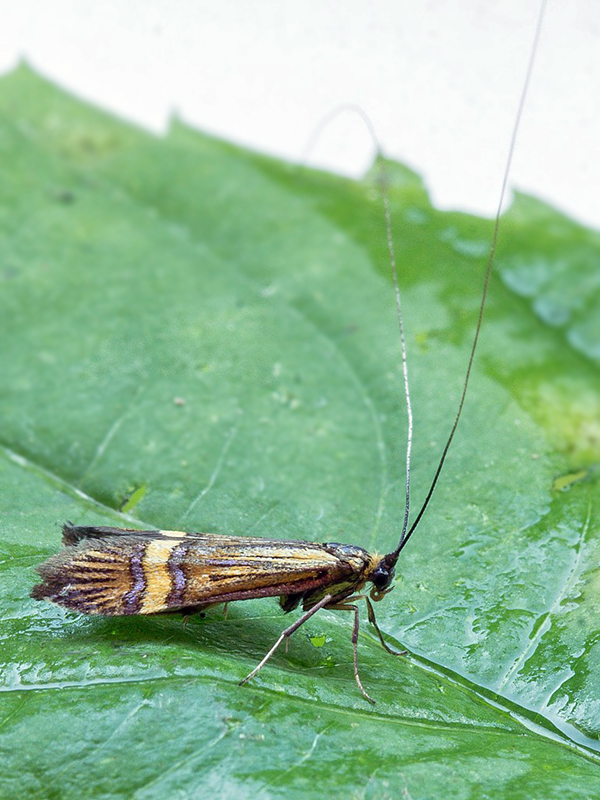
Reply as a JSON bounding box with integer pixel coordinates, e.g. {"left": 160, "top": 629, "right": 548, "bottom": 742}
{"left": 371, "top": 565, "right": 393, "bottom": 591}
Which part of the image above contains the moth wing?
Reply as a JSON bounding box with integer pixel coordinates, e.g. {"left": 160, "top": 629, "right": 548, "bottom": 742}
{"left": 61, "top": 523, "right": 164, "bottom": 546}
{"left": 174, "top": 537, "right": 345, "bottom": 612}
{"left": 32, "top": 528, "right": 347, "bottom": 616}
{"left": 60, "top": 523, "right": 299, "bottom": 547}
{"left": 31, "top": 535, "right": 148, "bottom": 615}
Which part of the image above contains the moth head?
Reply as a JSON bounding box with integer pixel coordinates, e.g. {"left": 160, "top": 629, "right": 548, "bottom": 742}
{"left": 369, "top": 556, "right": 395, "bottom": 601}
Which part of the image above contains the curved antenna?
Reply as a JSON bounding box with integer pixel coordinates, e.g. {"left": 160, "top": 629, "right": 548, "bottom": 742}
{"left": 388, "top": 0, "right": 548, "bottom": 564}
{"left": 302, "top": 104, "right": 414, "bottom": 552}
{"left": 380, "top": 159, "right": 414, "bottom": 555}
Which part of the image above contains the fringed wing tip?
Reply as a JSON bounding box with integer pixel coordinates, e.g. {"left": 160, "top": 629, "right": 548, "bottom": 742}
{"left": 61, "top": 521, "right": 79, "bottom": 546}
{"left": 61, "top": 523, "right": 161, "bottom": 546}
{"left": 30, "top": 543, "right": 142, "bottom": 615}
{"left": 60, "top": 522, "right": 123, "bottom": 546}
{"left": 32, "top": 525, "right": 170, "bottom": 615}
{"left": 30, "top": 554, "right": 70, "bottom": 603}
{"left": 30, "top": 580, "right": 52, "bottom": 602}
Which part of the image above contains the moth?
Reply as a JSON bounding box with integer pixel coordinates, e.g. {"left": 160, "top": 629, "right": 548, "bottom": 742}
{"left": 32, "top": 523, "right": 399, "bottom": 702}
{"left": 31, "top": 6, "right": 546, "bottom": 703}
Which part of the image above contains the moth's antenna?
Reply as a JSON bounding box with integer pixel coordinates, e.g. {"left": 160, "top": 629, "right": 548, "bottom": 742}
{"left": 388, "top": 0, "right": 548, "bottom": 563}
{"left": 302, "top": 104, "right": 414, "bottom": 553}
{"left": 380, "top": 157, "right": 414, "bottom": 554}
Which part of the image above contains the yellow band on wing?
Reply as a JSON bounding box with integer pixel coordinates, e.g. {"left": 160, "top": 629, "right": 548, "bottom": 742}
{"left": 139, "top": 539, "right": 182, "bottom": 613}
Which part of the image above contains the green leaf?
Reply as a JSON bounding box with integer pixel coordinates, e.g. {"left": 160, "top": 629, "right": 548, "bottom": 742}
{"left": 1, "top": 65, "right": 599, "bottom": 798}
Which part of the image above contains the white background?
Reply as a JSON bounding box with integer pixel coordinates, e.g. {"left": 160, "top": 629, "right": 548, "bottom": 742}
{"left": 0, "top": 0, "right": 598, "bottom": 228}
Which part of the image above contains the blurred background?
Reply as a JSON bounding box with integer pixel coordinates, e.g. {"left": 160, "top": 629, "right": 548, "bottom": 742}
{"left": 0, "top": 0, "right": 597, "bottom": 228}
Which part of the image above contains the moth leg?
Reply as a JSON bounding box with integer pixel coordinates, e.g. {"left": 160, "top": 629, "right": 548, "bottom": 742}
{"left": 182, "top": 609, "right": 206, "bottom": 628}
{"left": 223, "top": 602, "right": 229, "bottom": 620}
{"left": 283, "top": 627, "right": 301, "bottom": 654}
{"left": 365, "top": 596, "right": 407, "bottom": 657}
{"left": 239, "top": 593, "right": 333, "bottom": 688}
{"left": 328, "top": 600, "right": 375, "bottom": 705}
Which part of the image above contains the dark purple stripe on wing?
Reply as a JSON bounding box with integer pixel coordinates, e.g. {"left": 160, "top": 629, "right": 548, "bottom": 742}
{"left": 167, "top": 543, "right": 188, "bottom": 608}
{"left": 123, "top": 543, "right": 146, "bottom": 613}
